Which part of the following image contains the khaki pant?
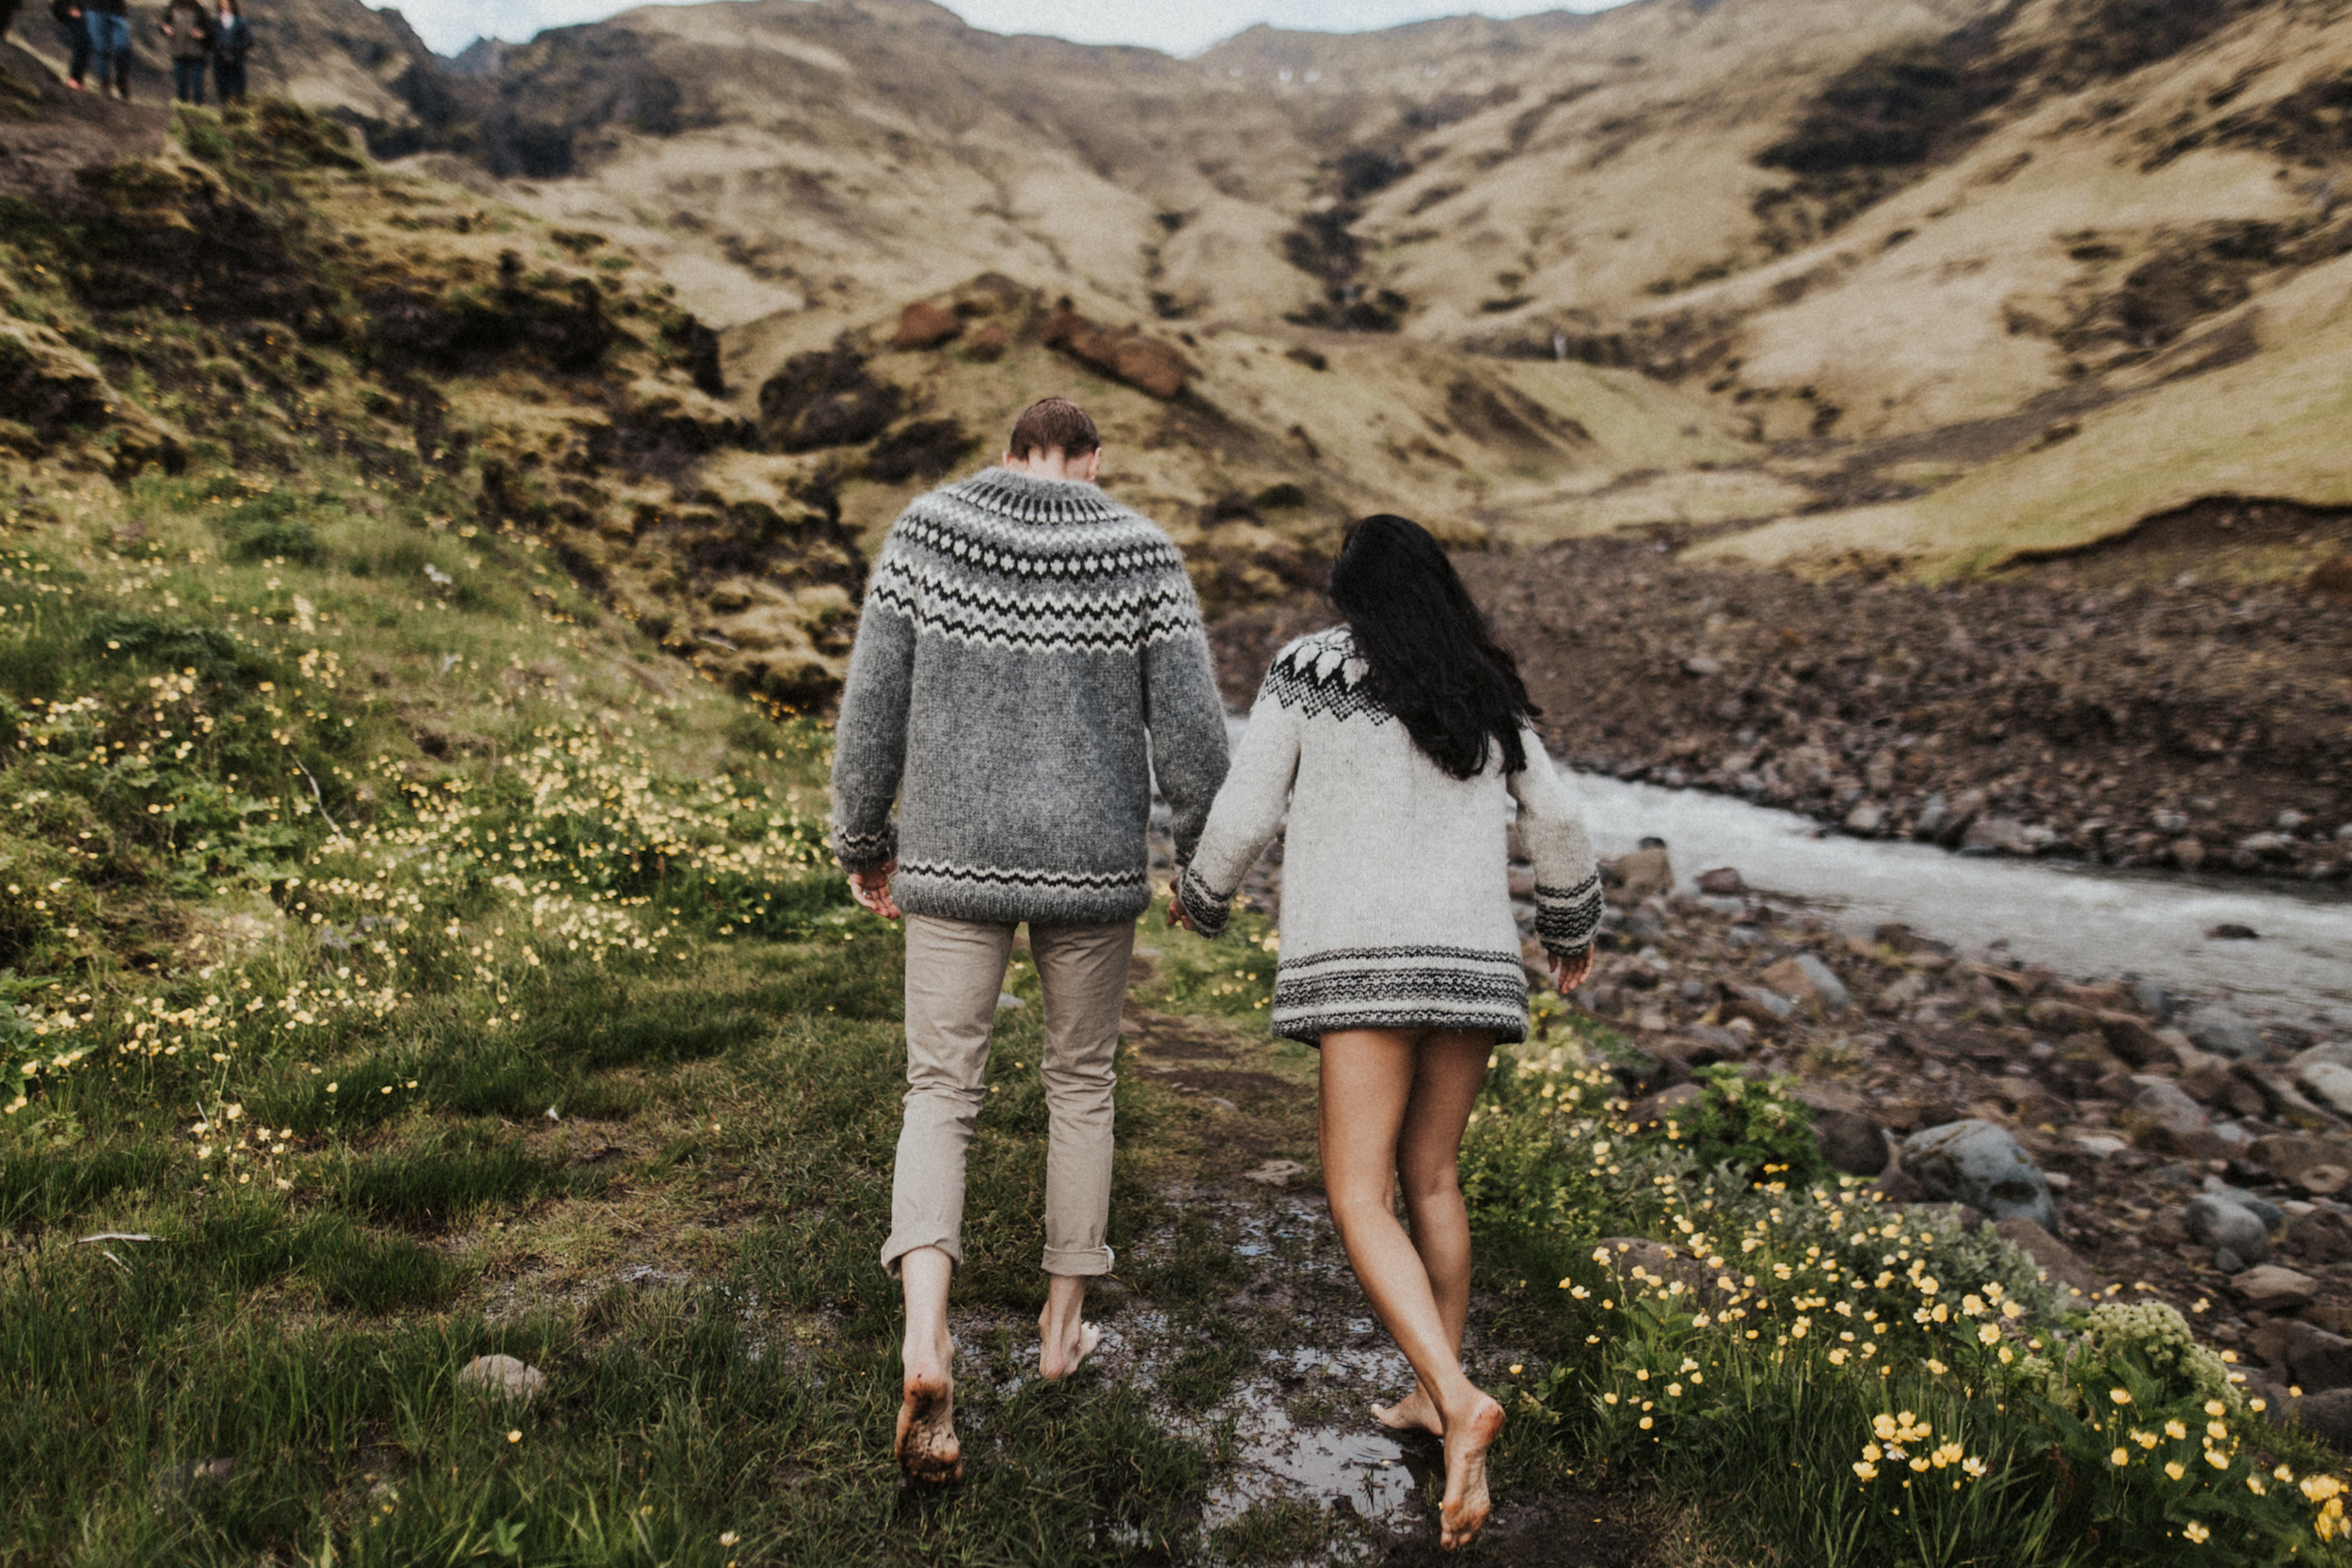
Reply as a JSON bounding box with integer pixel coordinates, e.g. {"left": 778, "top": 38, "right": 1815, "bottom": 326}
{"left": 882, "top": 914, "right": 1134, "bottom": 1279}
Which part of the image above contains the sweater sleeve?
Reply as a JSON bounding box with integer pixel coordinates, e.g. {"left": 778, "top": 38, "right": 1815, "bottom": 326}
{"left": 1175, "top": 661, "right": 1303, "bottom": 939}
{"left": 1141, "top": 572, "right": 1230, "bottom": 865}
{"left": 828, "top": 567, "right": 916, "bottom": 874}
{"left": 1507, "top": 727, "right": 1603, "bottom": 960}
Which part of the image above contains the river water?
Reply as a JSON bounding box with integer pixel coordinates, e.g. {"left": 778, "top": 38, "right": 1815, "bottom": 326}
{"left": 1567, "top": 769, "right": 2352, "bottom": 1026}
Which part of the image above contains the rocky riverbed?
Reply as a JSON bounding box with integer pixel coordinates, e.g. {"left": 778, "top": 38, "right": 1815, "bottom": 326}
{"left": 1211, "top": 506, "right": 2352, "bottom": 886}
{"left": 1566, "top": 846, "right": 2352, "bottom": 1447}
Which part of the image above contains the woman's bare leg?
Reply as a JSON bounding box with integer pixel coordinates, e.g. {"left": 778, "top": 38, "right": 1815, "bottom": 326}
{"left": 1321, "top": 1028, "right": 1503, "bottom": 1550}
{"left": 1372, "top": 1030, "right": 1490, "bottom": 1439}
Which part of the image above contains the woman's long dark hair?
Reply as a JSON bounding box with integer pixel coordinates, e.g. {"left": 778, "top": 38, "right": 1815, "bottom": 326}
{"left": 1327, "top": 515, "right": 1538, "bottom": 780}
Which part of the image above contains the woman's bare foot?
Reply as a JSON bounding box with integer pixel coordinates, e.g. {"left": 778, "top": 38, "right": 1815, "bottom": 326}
{"left": 1437, "top": 1390, "right": 1504, "bottom": 1550}
{"left": 896, "top": 1341, "right": 962, "bottom": 1484}
{"left": 1039, "top": 1319, "right": 1101, "bottom": 1381}
{"left": 1371, "top": 1384, "right": 1445, "bottom": 1437}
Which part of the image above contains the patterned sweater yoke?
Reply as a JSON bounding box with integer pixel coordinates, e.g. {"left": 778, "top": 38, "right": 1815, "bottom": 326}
{"left": 830, "top": 467, "right": 1230, "bottom": 927}
{"left": 1179, "top": 626, "right": 1602, "bottom": 1046}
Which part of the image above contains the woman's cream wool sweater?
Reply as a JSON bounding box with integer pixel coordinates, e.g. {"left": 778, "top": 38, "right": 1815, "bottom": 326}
{"left": 1178, "top": 626, "right": 1602, "bottom": 1045}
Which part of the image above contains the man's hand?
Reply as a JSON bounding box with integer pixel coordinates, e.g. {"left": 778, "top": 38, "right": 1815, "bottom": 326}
{"left": 1166, "top": 889, "right": 1195, "bottom": 933}
{"left": 850, "top": 861, "right": 902, "bottom": 920}
{"left": 1549, "top": 947, "right": 1595, "bottom": 993}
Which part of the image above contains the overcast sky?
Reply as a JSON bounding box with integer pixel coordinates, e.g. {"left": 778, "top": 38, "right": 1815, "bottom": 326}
{"left": 391, "top": 0, "right": 1602, "bottom": 60}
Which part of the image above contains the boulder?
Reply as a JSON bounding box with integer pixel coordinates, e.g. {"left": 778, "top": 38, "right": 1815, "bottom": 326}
{"left": 2095, "top": 1010, "right": 2171, "bottom": 1069}
{"left": 2292, "top": 1329, "right": 2352, "bottom": 1394}
{"left": 2234, "top": 1264, "right": 2319, "bottom": 1311}
{"left": 891, "top": 300, "right": 962, "bottom": 351}
{"left": 1993, "top": 1215, "right": 2107, "bottom": 1299}
{"left": 2288, "top": 1388, "right": 2352, "bottom": 1452}
{"left": 2293, "top": 1040, "right": 2352, "bottom": 1073}
{"left": 1695, "top": 867, "right": 1747, "bottom": 896}
{"left": 2302, "top": 1062, "right": 2352, "bottom": 1118}
{"left": 2249, "top": 1135, "right": 2352, "bottom": 1193}
{"left": 1606, "top": 844, "right": 1675, "bottom": 904}
{"left": 1039, "top": 304, "right": 1191, "bottom": 399}
{"left": 965, "top": 321, "right": 1008, "bottom": 362}
{"left": 1758, "top": 953, "right": 1850, "bottom": 1016}
{"left": 1812, "top": 1109, "right": 1889, "bottom": 1177}
{"left": 2123, "top": 1077, "right": 2214, "bottom": 1153}
{"left": 1625, "top": 1082, "right": 1706, "bottom": 1128}
{"left": 2130, "top": 978, "right": 2176, "bottom": 1022}
{"left": 455, "top": 1354, "right": 548, "bottom": 1403}
{"left": 2183, "top": 1194, "right": 2271, "bottom": 1265}
{"left": 1899, "top": 1120, "right": 2056, "bottom": 1231}
{"left": 2185, "top": 1005, "right": 2266, "bottom": 1060}
{"left": 1960, "top": 816, "right": 2032, "bottom": 856}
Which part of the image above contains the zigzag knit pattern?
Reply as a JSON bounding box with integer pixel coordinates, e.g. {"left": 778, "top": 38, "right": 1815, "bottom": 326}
{"left": 828, "top": 467, "right": 1230, "bottom": 927}
{"left": 1259, "top": 628, "right": 1395, "bottom": 724}
{"left": 865, "top": 469, "right": 1204, "bottom": 655}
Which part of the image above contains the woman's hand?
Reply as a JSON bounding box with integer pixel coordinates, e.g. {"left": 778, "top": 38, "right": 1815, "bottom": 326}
{"left": 848, "top": 861, "right": 901, "bottom": 920}
{"left": 1549, "top": 947, "right": 1595, "bottom": 993}
{"left": 1166, "top": 888, "right": 1196, "bottom": 932}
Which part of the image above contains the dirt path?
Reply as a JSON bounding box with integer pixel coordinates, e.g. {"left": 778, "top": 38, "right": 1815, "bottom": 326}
{"left": 971, "top": 1004, "right": 1663, "bottom": 1564}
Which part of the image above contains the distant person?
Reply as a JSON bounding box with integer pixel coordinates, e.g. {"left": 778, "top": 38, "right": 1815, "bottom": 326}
{"left": 160, "top": 0, "right": 209, "bottom": 103}
{"left": 0, "top": 0, "right": 17, "bottom": 46}
{"left": 48, "top": 0, "right": 90, "bottom": 88}
{"left": 209, "top": 0, "right": 245, "bottom": 102}
{"left": 831, "top": 396, "right": 1228, "bottom": 1484}
{"left": 85, "top": 0, "right": 127, "bottom": 97}
{"left": 1171, "top": 514, "right": 1601, "bottom": 1552}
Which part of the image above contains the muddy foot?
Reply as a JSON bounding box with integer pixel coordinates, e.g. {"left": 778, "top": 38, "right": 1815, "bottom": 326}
{"left": 896, "top": 1372, "right": 962, "bottom": 1484}
{"left": 1040, "top": 1320, "right": 1101, "bottom": 1382}
{"left": 1372, "top": 1385, "right": 1445, "bottom": 1437}
{"left": 1438, "top": 1391, "right": 1504, "bottom": 1551}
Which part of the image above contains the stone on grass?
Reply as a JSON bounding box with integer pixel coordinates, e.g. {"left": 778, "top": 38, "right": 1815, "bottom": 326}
{"left": 2234, "top": 1265, "right": 2319, "bottom": 1310}
{"left": 1694, "top": 867, "right": 1746, "bottom": 896}
{"left": 154, "top": 1458, "right": 237, "bottom": 1498}
{"left": 1243, "top": 1159, "right": 1307, "bottom": 1188}
{"left": 2185, "top": 1005, "right": 2265, "bottom": 1060}
{"left": 457, "top": 1354, "right": 548, "bottom": 1403}
{"left": 891, "top": 300, "right": 962, "bottom": 350}
{"left": 1758, "top": 953, "right": 1850, "bottom": 1015}
{"left": 1899, "top": 1120, "right": 2056, "bottom": 1231}
{"left": 1812, "top": 1109, "right": 1889, "bottom": 1177}
{"left": 2183, "top": 1194, "right": 2270, "bottom": 1265}
{"left": 1993, "top": 1215, "right": 2106, "bottom": 1299}
{"left": 2073, "top": 1132, "right": 2130, "bottom": 1158}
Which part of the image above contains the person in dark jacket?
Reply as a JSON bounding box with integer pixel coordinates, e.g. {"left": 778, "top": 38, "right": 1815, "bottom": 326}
{"left": 50, "top": 0, "right": 91, "bottom": 87}
{"left": 210, "top": 0, "right": 246, "bottom": 102}
{"left": 160, "top": 0, "right": 209, "bottom": 103}
{"left": 86, "top": 0, "right": 129, "bottom": 98}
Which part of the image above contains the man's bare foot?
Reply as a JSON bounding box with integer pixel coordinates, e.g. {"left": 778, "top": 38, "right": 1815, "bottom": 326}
{"left": 1039, "top": 1319, "right": 1101, "bottom": 1381}
{"left": 1437, "top": 1391, "right": 1504, "bottom": 1551}
{"left": 896, "top": 1354, "right": 962, "bottom": 1484}
{"left": 1371, "top": 1384, "right": 1445, "bottom": 1437}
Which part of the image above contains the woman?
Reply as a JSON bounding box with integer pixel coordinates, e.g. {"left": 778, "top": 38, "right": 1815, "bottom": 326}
{"left": 160, "top": 0, "right": 210, "bottom": 104}
{"left": 210, "top": 0, "right": 246, "bottom": 103}
{"left": 1172, "top": 515, "right": 1601, "bottom": 1551}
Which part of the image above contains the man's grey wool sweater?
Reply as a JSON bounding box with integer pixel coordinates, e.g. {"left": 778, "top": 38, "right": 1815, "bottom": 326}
{"left": 830, "top": 467, "right": 1230, "bottom": 926}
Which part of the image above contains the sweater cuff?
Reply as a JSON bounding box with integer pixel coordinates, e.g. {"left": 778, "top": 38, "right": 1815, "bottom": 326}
{"left": 1534, "top": 870, "right": 1603, "bottom": 959}
{"left": 1175, "top": 863, "right": 1232, "bottom": 939}
{"left": 834, "top": 820, "right": 898, "bottom": 874}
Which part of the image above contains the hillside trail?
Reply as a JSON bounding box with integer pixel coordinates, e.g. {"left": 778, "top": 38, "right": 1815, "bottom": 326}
{"left": 938, "top": 1002, "right": 1656, "bottom": 1565}
{"left": 0, "top": 41, "right": 170, "bottom": 201}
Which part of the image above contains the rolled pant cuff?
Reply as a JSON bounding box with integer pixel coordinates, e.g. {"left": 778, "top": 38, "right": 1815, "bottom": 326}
{"left": 1041, "top": 1243, "right": 1114, "bottom": 1277}
{"left": 882, "top": 1232, "right": 963, "bottom": 1280}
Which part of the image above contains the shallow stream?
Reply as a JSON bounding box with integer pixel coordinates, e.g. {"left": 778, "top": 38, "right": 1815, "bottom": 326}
{"left": 1568, "top": 769, "right": 2352, "bottom": 1025}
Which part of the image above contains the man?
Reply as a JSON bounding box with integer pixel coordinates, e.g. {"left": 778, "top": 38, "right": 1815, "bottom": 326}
{"left": 160, "top": 0, "right": 210, "bottom": 104}
{"left": 85, "top": 0, "right": 128, "bottom": 98}
{"left": 48, "top": 0, "right": 92, "bottom": 91}
{"left": 831, "top": 395, "right": 1228, "bottom": 1483}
